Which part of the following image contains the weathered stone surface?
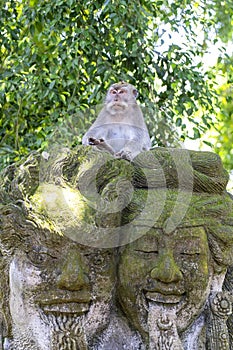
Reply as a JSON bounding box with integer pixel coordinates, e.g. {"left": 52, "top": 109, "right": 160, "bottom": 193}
{"left": 0, "top": 146, "right": 232, "bottom": 349}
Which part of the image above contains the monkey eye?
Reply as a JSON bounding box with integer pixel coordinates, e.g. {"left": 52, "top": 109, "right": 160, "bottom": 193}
{"left": 110, "top": 90, "right": 117, "bottom": 94}
{"left": 119, "top": 89, "right": 126, "bottom": 94}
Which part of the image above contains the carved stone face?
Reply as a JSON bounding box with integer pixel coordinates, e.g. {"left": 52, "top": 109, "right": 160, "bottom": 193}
{"left": 117, "top": 226, "right": 213, "bottom": 339}
{"left": 8, "top": 233, "right": 116, "bottom": 350}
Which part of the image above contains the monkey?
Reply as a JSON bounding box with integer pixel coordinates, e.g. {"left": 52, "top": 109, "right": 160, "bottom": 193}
{"left": 82, "top": 82, "right": 151, "bottom": 160}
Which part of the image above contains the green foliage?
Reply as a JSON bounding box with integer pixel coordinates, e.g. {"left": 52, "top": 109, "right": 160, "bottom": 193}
{"left": 213, "top": 58, "right": 233, "bottom": 171}
{"left": 0, "top": 0, "right": 230, "bottom": 169}
{"left": 210, "top": 0, "right": 233, "bottom": 42}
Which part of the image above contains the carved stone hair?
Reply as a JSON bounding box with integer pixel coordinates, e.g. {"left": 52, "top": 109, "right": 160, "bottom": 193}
{"left": 1, "top": 146, "right": 232, "bottom": 264}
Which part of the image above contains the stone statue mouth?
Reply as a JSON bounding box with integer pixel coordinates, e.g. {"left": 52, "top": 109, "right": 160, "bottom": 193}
{"left": 37, "top": 292, "right": 91, "bottom": 315}
{"left": 144, "top": 291, "right": 185, "bottom": 305}
{"left": 40, "top": 301, "right": 90, "bottom": 315}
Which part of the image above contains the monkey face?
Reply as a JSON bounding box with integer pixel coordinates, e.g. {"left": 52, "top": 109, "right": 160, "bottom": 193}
{"left": 106, "top": 87, "right": 131, "bottom": 107}
{"left": 109, "top": 87, "right": 128, "bottom": 102}
{"left": 106, "top": 82, "right": 138, "bottom": 107}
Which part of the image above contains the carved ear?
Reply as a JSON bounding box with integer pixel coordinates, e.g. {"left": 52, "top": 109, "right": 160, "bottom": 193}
{"left": 132, "top": 89, "right": 138, "bottom": 99}
{"left": 0, "top": 311, "right": 10, "bottom": 338}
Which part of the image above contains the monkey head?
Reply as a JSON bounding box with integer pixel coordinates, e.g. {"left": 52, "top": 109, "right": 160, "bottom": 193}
{"left": 105, "top": 82, "right": 138, "bottom": 114}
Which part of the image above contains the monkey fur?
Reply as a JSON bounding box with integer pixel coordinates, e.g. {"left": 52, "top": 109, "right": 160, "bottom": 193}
{"left": 82, "top": 82, "right": 151, "bottom": 161}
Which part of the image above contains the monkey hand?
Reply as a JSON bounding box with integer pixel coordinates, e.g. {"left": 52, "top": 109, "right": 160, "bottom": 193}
{"left": 88, "top": 137, "right": 115, "bottom": 155}
{"left": 115, "top": 150, "right": 132, "bottom": 161}
{"left": 88, "top": 137, "right": 105, "bottom": 146}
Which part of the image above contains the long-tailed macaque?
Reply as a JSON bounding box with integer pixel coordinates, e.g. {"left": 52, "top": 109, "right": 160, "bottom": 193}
{"left": 82, "top": 82, "right": 151, "bottom": 160}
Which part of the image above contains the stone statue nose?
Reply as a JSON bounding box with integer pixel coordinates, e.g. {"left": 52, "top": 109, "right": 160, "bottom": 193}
{"left": 57, "top": 251, "right": 90, "bottom": 291}
{"left": 150, "top": 251, "right": 183, "bottom": 283}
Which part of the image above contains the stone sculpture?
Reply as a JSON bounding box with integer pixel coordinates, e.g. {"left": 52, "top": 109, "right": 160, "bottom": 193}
{"left": 0, "top": 146, "right": 232, "bottom": 349}
{"left": 118, "top": 190, "right": 233, "bottom": 349}
{"left": 0, "top": 206, "right": 117, "bottom": 350}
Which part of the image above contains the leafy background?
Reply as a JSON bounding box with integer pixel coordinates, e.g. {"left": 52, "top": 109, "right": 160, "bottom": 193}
{"left": 0, "top": 0, "right": 232, "bottom": 189}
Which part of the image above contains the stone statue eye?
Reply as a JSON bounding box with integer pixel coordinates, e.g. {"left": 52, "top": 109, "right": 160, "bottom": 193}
{"left": 180, "top": 250, "right": 200, "bottom": 256}
{"left": 178, "top": 246, "right": 201, "bottom": 259}
{"left": 27, "top": 247, "right": 54, "bottom": 267}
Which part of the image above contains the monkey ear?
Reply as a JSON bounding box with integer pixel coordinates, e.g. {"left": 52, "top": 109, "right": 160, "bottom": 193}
{"left": 132, "top": 89, "right": 138, "bottom": 99}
